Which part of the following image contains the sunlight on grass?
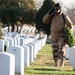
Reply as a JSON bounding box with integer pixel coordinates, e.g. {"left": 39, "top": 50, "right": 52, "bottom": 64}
{"left": 24, "top": 38, "right": 75, "bottom": 75}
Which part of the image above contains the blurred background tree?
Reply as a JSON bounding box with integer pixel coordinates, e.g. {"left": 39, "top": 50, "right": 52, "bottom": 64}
{"left": 34, "top": 0, "right": 55, "bottom": 37}
{"left": 0, "top": 0, "right": 36, "bottom": 32}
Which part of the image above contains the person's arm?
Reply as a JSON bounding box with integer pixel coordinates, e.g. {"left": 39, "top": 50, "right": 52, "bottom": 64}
{"left": 42, "top": 8, "right": 55, "bottom": 24}
{"left": 65, "top": 15, "right": 73, "bottom": 29}
{"left": 42, "top": 13, "right": 51, "bottom": 24}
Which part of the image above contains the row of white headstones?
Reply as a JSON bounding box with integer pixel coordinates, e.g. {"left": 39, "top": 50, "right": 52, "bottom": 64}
{"left": 2, "top": 24, "right": 36, "bottom": 37}
{"left": 21, "top": 24, "right": 36, "bottom": 34}
{"left": 0, "top": 33, "right": 47, "bottom": 75}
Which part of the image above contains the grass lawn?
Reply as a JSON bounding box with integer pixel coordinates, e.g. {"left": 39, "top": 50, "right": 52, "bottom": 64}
{"left": 24, "top": 38, "right": 75, "bottom": 75}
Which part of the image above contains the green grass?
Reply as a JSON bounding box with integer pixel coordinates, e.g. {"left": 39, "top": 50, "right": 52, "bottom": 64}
{"left": 17, "top": 38, "right": 75, "bottom": 75}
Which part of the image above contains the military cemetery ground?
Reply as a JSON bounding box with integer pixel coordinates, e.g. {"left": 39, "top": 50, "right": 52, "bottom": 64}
{"left": 24, "top": 39, "right": 75, "bottom": 75}
{"left": 0, "top": 25, "right": 75, "bottom": 75}
{"left": 0, "top": 0, "right": 75, "bottom": 75}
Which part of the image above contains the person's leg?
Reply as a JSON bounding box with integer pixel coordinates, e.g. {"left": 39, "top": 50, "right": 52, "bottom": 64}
{"left": 60, "top": 57, "right": 65, "bottom": 67}
{"left": 58, "top": 38, "right": 66, "bottom": 67}
{"left": 51, "top": 39, "right": 59, "bottom": 66}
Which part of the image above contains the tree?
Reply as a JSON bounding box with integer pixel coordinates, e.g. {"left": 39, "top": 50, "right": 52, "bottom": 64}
{"left": 1, "top": 5, "right": 25, "bottom": 32}
{"left": 0, "top": 0, "right": 23, "bottom": 32}
{"left": 34, "top": 0, "right": 55, "bottom": 36}
{"left": 64, "top": 4, "right": 75, "bottom": 25}
{"left": 19, "top": 0, "right": 36, "bottom": 24}
{"left": 0, "top": 0, "right": 36, "bottom": 32}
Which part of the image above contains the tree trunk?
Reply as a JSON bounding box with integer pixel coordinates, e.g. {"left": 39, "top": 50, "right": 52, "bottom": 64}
{"left": 11, "top": 23, "right": 15, "bottom": 32}
{"left": 8, "top": 24, "right": 10, "bottom": 32}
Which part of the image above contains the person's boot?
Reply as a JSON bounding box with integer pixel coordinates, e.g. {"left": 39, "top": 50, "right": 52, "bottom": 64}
{"left": 54, "top": 60, "right": 59, "bottom": 67}
{"left": 60, "top": 58, "right": 65, "bottom": 67}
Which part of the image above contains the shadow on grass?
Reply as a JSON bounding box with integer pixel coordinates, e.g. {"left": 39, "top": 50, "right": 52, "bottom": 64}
{"left": 46, "top": 41, "right": 51, "bottom": 44}
{"left": 33, "top": 67, "right": 75, "bottom": 72}
{"left": 33, "top": 72, "right": 75, "bottom": 75}
{"left": 33, "top": 67, "right": 61, "bottom": 71}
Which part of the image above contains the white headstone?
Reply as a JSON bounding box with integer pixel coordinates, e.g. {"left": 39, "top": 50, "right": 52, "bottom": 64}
{"left": 44, "top": 34, "right": 47, "bottom": 40}
{"left": 30, "top": 42, "right": 38, "bottom": 58}
{"left": 69, "top": 48, "right": 74, "bottom": 66}
{"left": 41, "top": 38, "right": 45, "bottom": 47}
{"left": 0, "top": 40, "right": 4, "bottom": 52}
{"left": 13, "top": 38, "right": 17, "bottom": 46}
{"left": 0, "top": 52, "right": 15, "bottom": 75}
{"left": 6, "top": 46, "right": 24, "bottom": 75}
{"left": 4, "top": 40, "right": 9, "bottom": 47}
{"left": 24, "top": 39, "right": 28, "bottom": 45}
{"left": 72, "top": 48, "right": 75, "bottom": 70}
{"left": 28, "top": 38, "right": 33, "bottom": 43}
{"left": 65, "top": 45, "right": 70, "bottom": 59}
{"left": 34, "top": 33, "right": 39, "bottom": 40}
{"left": 11, "top": 32, "right": 16, "bottom": 37}
{"left": 7, "top": 38, "right": 14, "bottom": 46}
{"left": 38, "top": 40, "right": 42, "bottom": 50}
{"left": 20, "top": 38, "right": 25, "bottom": 46}
{"left": 26, "top": 44, "right": 34, "bottom": 62}
{"left": 21, "top": 45, "right": 29, "bottom": 66}
{"left": 16, "top": 37, "right": 20, "bottom": 46}
{"left": 39, "top": 39, "right": 42, "bottom": 48}
{"left": 25, "top": 38, "right": 30, "bottom": 44}
{"left": 34, "top": 41, "right": 39, "bottom": 51}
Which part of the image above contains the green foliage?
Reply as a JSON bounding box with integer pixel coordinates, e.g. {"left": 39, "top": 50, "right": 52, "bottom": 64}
{"left": 0, "top": 0, "right": 36, "bottom": 31}
{"left": 18, "top": 0, "right": 36, "bottom": 24}
{"left": 1, "top": 6, "right": 21, "bottom": 24}
{"left": 1, "top": 6, "right": 25, "bottom": 32}
{"left": 22, "top": 9, "right": 36, "bottom": 24}
{"left": 34, "top": 0, "right": 55, "bottom": 36}
{"left": 64, "top": 26, "right": 75, "bottom": 47}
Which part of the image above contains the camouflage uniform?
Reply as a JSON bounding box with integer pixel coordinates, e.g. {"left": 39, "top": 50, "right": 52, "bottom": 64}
{"left": 51, "top": 38, "right": 66, "bottom": 66}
